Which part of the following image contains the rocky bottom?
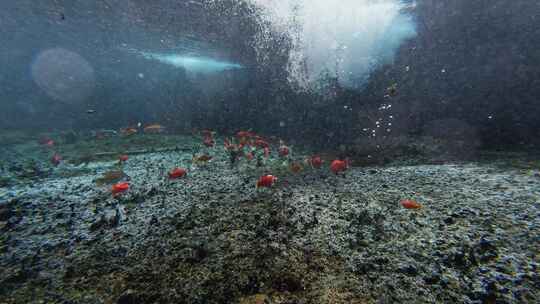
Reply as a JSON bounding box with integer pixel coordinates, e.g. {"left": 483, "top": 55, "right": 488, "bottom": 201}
{"left": 0, "top": 143, "right": 539, "bottom": 303}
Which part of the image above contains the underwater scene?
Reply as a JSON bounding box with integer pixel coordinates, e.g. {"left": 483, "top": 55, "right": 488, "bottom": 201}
{"left": 1, "top": 1, "right": 539, "bottom": 303}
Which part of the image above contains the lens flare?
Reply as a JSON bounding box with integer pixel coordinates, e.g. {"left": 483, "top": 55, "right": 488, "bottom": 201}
{"left": 137, "top": 51, "right": 243, "bottom": 74}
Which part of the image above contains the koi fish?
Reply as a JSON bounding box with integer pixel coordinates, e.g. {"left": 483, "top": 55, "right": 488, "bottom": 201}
{"left": 119, "top": 154, "right": 129, "bottom": 162}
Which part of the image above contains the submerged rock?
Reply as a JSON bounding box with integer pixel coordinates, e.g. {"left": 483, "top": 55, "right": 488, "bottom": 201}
{"left": 89, "top": 209, "right": 120, "bottom": 231}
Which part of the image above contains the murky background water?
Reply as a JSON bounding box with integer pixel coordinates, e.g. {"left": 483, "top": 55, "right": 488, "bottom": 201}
{"left": 0, "top": 1, "right": 539, "bottom": 303}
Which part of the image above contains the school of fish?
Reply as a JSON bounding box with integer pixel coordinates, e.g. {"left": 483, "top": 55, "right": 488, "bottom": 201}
{"left": 39, "top": 126, "right": 420, "bottom": 208}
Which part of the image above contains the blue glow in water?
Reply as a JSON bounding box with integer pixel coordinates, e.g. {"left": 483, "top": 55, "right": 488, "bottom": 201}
{"left": 139, "top": 51, "right": 243, "bottom": 73}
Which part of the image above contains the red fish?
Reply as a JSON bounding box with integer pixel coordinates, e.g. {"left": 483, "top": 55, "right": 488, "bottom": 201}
{"left": 203, "top": 137, "right": 215, "bottom": 147}
{"left": 256, "top": 174, "right": 277, "bottom": 188}
{"left": 168, "top": 168, "right": 187, "bottom": 179}
{"left": 330, "top": 159, "right": 349, "bottom": 174}
{"left": 224, "top": 138, "right": 233, "bottom": 150}
{"left": 237, "top": 131, "right": 254, "bottom": 146}
{"left": 236, "top": 131, "right": 254, "bottom": 138}
{"left": 119, "top": 154, "right": 129, "bottom": 162}
{"left": 307, "top": 156, "right": 323, "bottom": 169}
{"left": 400, "top": 199, "right": 422, "bottom": 209}
{"left": 51, "top": 153, "right": 62, "bottom": 166}
{"left": 111, "top": 182, "right": 129, "bottom": 195}
{"left": 254, "top": 139, "right": 269, "bottom": 149}
{"left": 278, "top": 145, "right": 290, "bottom": 157}
{"left": 39, "top": 137, "right": 55, "bottom": 147}
{"left": 201, "top": 130, "right": 214, "bottom": 137}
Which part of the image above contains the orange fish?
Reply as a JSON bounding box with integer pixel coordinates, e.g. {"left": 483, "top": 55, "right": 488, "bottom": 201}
{"left": 289, "top": 162, "right": 303, "bottom": 174}
{"left": 400, "top": 199, "right": 422, "bottom": 209}
{"left": 120, "top": 127, "right": 138, "bottom": 136}
{"left": 168, "top": 168, "right": 187, "bottom": 179}
{"left": 193, "top": 154, "right": 213, "bottom": 164}
{"left": 111, "top": 182, "right": 129, "bottom": 195}
{"left": 118, "top": 154, "right": 129, "bottom": 162}
{"left": 330, "top": 159, "right": 349, "bottom": 174}
{"left": 256, "top": 174, "right": 277, "bottom": 188}
{"left": 143, "top": 124, "right": 165, "bottom": 134}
